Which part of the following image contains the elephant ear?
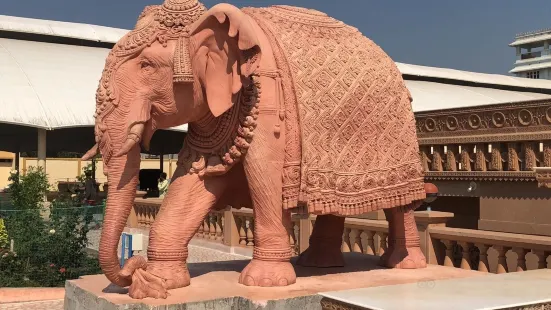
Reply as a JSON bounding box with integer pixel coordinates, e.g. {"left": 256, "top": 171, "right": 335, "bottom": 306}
{"left": 189, "top": 3, "right": 261, "bottom": 117}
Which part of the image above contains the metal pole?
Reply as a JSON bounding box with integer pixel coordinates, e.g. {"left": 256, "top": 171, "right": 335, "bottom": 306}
{"left": 160, "top": 151, "right": 164, "bottom": 173}
{"left": 37, "top": 129, "right": 47, "bottom": 172}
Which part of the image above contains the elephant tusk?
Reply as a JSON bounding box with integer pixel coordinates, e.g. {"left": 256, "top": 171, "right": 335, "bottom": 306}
{"left": 114, "top": 137, "right": 139, "bottom": 158}
{"left": 82, "top": 143, "right": 99, "bottom": 161}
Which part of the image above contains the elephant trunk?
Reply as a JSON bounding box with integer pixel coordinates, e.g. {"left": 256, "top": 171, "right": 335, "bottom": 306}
{"left": 98, "top": 147, "right": 141, "bottom": 287}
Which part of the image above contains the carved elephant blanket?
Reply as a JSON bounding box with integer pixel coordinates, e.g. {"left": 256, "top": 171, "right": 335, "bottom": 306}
{"left": 244, "top": 6, "right": 426, "bottom": 216}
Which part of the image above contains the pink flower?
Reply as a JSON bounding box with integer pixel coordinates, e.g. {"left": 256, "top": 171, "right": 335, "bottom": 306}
{"left": 49, "top": 263, "right": 55, "bottom": 267}
{"left": 59, "top": 267, "right": 66, "bottom": 273}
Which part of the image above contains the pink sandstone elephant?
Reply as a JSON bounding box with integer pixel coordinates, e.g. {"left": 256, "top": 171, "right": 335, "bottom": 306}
{"left": 82, "top": 0, "right": 432, "bottom": 299}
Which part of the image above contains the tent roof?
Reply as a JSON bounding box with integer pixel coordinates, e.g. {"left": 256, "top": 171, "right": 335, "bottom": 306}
{"left": 0, "top": 37, "right": 188, "bottom": 132}
{"left": 2, "top": 14, "right": 551, "bottom": 129}
{"left": 0, "top": 14, "right": 124, "bottom": 44}
{"left": 406, "top": 80, "right": 551, "bottom": 112}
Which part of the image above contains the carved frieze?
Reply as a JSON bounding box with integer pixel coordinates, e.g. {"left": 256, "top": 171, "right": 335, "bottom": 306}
{"left": 415, "top": 100, "right": 551, "bottom": 145}
{"left": 534, "top": 167, "right": 551, "bottom": 189}
{"left": 425, "top": 171, "right": 536, "bottom": 182}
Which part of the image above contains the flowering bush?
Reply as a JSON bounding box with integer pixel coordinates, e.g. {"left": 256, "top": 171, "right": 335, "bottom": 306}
{"left": 0, "top": 167, "right": 101, "bottom": 287}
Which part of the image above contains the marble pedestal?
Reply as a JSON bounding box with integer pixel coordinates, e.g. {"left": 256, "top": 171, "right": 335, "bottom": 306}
{"left": 320, "top": 269, "right": 551, "bottom": 310}
{"left": 64, "top": 253, "right": 484, "bottom": 310}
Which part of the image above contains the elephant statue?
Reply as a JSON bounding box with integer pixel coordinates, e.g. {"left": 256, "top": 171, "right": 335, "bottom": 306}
{"left": 82, "top": 0, "right": 432, "bottom": 299}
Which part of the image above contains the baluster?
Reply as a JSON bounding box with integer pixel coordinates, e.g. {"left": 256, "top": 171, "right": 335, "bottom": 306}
{"left": 475, "top": 243, "right": 490, "bottom": 272}
{"left": 293, "top": 222, "right": 300, "bottom": 255}
{"left": 361, "top": 231, "right": 375, "bottom": 255}
{"left": 246, "top": 217, "right": 255, "bottom": 247}
{"left": 237, "top": 216, "right": 247, "bottom": 246}
{"left": 377, "top": 232, "right": 388, "bottom": 257}
{"left": 289, "top": 225, "right": 296, "bottom": 255}
{"left": 142, "top": 206, "right": 148, "bottom": 227}
{"left": 494, "top": 246, "right": 510, "bottom": 274}
{"left": 146, "top": 206, "right": 152, "bottom": 227}
{"left": 532, "top": 250, "right": 549, "bottom": 269}
{"left": 216, "top": 214, "right": 223, "bottom": 242}
{"left": 513, "top": 248, "right": 528, "bottom": 272}
{"left": 350, "top": 228, "right": 362, "bottom": 253}
{"left": 441, "top": 240, "right": 456, "bottom": 267}
{"left": 209, "top": 214, "right": 216, "bottom": 240}
{"left": 458, "top": 242, "right": 472, "bottom": 270}
{"left": 203, "top": 216, "right": 210, "bottom": 239}
{"left": 136, "top": 205, "right": 143, "bottom": 227}
{"left": 341, "top": 228, "right": 351, "bottom": 253}
{"left": 197, "top": 216, "right": 204, "bottom": 238}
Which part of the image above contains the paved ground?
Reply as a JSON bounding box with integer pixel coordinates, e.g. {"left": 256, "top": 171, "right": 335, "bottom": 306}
{"left": 1, "top": 300, "right": 65, "bottom": 310}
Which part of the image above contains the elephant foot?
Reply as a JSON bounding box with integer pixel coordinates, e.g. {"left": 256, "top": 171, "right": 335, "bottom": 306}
{"left": 239, "top": 259, "right": 296, "bottom": 287}
{"left": 381, "top": 246, "right": 427, "bottom": 269}
{"left": 126, "top": 260, "right": 190, "bottom": 299}
{"left": 296, "top": 244, "right": 344, "bottom": 268}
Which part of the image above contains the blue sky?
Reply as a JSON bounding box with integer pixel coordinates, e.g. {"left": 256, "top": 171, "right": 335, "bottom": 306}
{"left": 1, "top": 0, "right": 550, "bottom": 75}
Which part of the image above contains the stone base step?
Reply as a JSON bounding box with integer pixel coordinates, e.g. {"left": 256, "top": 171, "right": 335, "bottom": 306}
{"left": 320, "top": 269, "right": 551, "bottom": 310}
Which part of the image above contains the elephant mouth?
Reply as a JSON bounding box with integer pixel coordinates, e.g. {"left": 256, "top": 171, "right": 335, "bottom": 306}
{"left": 82, "top": 123, "right": 145, "bottom": 161}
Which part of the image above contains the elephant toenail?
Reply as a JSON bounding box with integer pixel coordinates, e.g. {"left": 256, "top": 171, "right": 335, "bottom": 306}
{"left": 260, "top": 278, "right": 273, "bottom": 287}
{"left": 243, "top": 276, "right": 256, "bottom": 286}
{"left": 278, "top": 278, "right": 288, "bottom": 286}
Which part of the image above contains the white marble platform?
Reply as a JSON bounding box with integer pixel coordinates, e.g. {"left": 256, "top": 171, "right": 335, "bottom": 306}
{"left": 320, "top": 269, "right": 551, "bottom": 310}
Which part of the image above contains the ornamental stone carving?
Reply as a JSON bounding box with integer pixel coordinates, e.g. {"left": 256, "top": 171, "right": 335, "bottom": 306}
{"left": 415, "top": 100, "right": 551, "bottom": 145}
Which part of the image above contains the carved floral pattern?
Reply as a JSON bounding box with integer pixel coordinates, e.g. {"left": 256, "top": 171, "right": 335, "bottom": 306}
{"left": 245, "top": 6, "right": 426, "bottom": 216}
{"left": 415, "top": 101, "right": 551, "bottom": 145}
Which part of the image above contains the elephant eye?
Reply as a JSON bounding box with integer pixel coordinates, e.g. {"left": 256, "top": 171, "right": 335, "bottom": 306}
{"left": 140, "top": 60, "right": 153, "bottom": 69}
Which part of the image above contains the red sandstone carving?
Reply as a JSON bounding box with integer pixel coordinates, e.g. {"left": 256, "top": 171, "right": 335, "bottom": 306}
{"left": 82, "top": 0, "right": 433, "bottom": 299}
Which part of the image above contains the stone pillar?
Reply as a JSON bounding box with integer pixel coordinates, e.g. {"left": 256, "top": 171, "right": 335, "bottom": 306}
{"left": 543, "top": 141, "right": 551, "bottom": 167}
{"left": 431, "top": 146, "right": 444, "bottom": 172}
{"left": 37, "top": 128, "right": 47, "bottom": 171}
{"left": 160, "top": 152, "right": 164, "bottom": 173}
{"left": 414, "top": 211, "right": 454, "bottom": 265}
{"left": 223, "top": 207, "right": 240, "bottom": 247}
{"left": 507, "top": 143, "right": 520, "bottom": 171}
{"left": 521, "top": 142, "right": 538, "bottom": 171}
{"left": 445, "top": 145, "right": 458, "bottom": 172}
{"left": 544, "top": 41, "right": 550, "bottom": 55}
{"left": 474, "top": 143, "right": 488, "bottom": 172}
{"left": 299, "top": 215, "right": 314, "bottom": 254}
{"left": 516, "top": 46, "right": 521, "bottom": 56}
{"left": 459, "top": 145, "right": 473, "bottom": 171}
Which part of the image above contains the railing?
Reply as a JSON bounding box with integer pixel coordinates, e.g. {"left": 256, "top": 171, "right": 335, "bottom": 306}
{"left": 430, "top": 227, "right": 551, "bottom": 273}
{"left": 128, "top": 199, "right": 551, "bottom": 273}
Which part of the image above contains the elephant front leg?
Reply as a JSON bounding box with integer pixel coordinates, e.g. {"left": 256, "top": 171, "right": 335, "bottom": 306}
{"left": 296, "top": 215, "right": 345, "bottom": 268}
{"left": 380, "top": 204, "right": 427, "bottom": 269}
{"left": 126, "top": 170, "right": 226, "bottom": 299}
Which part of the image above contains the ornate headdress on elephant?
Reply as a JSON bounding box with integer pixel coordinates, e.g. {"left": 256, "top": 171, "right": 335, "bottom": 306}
{"left": 88, "top": 0, "right": 262, "bottom": 177}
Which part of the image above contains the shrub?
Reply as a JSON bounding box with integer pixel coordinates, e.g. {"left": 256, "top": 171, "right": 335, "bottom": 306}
{"left": 0, "top": 167, "right": 102, "bottom": 287}
{"left": 0, "top": 219, "right": 8, "bottom": 249}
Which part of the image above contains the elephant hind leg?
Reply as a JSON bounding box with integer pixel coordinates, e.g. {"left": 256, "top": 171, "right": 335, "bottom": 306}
{"left": 296, "top": 214, "right": 345, "bottom": 268}
{"left": 380, "top": 204, "right": 427, "bottom": 269}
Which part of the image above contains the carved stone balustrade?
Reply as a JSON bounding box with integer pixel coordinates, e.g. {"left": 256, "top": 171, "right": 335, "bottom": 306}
{"left": 129, "top": 199, "right": 551, "bottom": 274}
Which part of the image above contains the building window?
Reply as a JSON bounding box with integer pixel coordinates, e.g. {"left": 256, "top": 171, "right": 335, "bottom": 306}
{"left": 526, "top": 71, "right": 540, "bottom": 79}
